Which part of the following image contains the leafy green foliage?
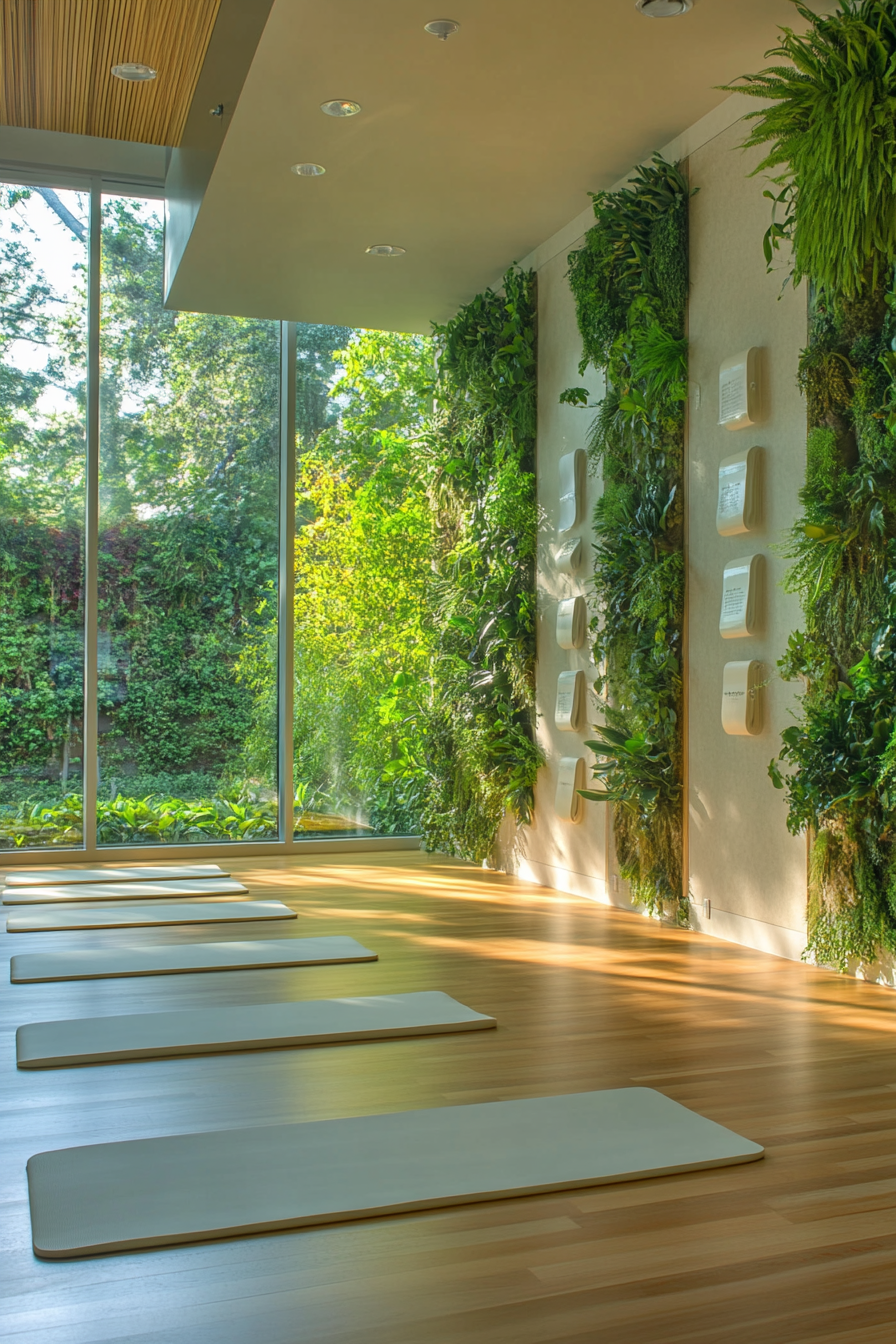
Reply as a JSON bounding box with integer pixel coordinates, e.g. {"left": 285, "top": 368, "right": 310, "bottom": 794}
{"left": 566, "top": 156, "right": 691, "bottom": 371}
{"left": 565, "top": 159, "right": 691, "bottom": 919}
{"left": 420, "top": 267, "right": 541, "bottom": 862}
{"left": 723, "top": 1, "right": 896, "bottom": 297}
{"left": 743, "top": 4, "right": 896, "bottom": 969}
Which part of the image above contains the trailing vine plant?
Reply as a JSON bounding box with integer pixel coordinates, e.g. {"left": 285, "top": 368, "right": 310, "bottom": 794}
{"left": 563, "top": 157, "right": 692, "bottom": 919}
{"left": 725, "top": 0, "right": 896, "bottom": 969}
{"left": 418, "top": 266, "right": 542, "bottom": 862}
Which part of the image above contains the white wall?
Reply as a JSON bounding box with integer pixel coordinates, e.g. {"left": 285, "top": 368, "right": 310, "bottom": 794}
{"left": 499, "top": 97, "right": 816, "bottom": 964}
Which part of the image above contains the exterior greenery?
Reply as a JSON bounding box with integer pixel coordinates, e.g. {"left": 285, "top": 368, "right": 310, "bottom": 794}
{"left": 1, "top": 185, "right": 538, "bottom": 863}
{"left": 564, "top": 157, "right": 691, "bottom": 918}
{"left": 732, "top": 1, "right": 896, "bottom": 969}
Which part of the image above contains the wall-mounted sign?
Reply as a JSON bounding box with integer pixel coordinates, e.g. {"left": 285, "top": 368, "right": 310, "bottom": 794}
{"left": 717, "top": 445, "right": 761, "bottom": 536}
{"left": 721, "top": 660, "right": 762, "bottom": 736}
{"left": 553, "top": 537, "right": 583, "bottom": 574}
{"left": 558, "top": 449, "right": 585, "bottom": 533}
{"left": 719, "top": 348, "right": 761, "bottom": 430}
{"left": 556, "top": 596, "right": 587, "bottom": 650}
{"left": 555, "top": 755, "right": 586, "bottom": 822}
{"left": 719, "top": 553, "right": 762, "bottom": 639}
{"left": 554, "top": 669, "right": 585, "bottom": 731}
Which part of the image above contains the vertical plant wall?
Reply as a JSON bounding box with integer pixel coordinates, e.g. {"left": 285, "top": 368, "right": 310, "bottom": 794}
{"left": 729, "top": 0, "right": 896, "bottom": 969}
{"left": 564, "top": 157, "right": 692, "bottom": 919}
{"left": 420, "top": 267, "right": 542, "bottom": 863}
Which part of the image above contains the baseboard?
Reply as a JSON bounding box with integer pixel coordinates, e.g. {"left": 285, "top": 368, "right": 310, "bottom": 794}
{"left": 688, "top": 901, "right": 806, "bottom": 963}
{"left": 511, "top": 855, "right": 810, "bottom": 965}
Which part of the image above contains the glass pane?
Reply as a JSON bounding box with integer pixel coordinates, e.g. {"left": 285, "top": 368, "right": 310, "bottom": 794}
{"left": 0, "top": 183, "right": 88, "bottom": 851}
{"left": 292, "top": 329, "right": 432, "bottom": 838}
{"left": 97, "top": 195, "right": 280, "bottom": 847}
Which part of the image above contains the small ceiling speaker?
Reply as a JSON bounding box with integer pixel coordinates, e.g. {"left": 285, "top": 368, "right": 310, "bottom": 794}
{"left": 635, "top": 0, "right": 693, "bottom": 16}
{"left": 424, "top": 20, "right": 460, "bottom": 40}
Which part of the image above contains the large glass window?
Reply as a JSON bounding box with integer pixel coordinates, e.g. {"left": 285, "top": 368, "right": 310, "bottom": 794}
{"left": 0, "top": 183, "right": 88, "bottom": 850}
{"left": 292, "top": 331, "right": 434, "bottom": 838}
{"left": 0, "top": 178, "right": 426, "bottom": 856}
{"left": 97, "top": 196, "right": 280, "bottom": 847}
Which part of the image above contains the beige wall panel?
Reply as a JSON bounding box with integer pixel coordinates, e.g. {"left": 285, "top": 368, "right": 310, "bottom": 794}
{"left": 687, "top": 122, "right": 807, "bottom": 937}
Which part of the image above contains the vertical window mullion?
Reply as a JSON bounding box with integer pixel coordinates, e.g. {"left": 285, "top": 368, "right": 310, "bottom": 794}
{"left": 278, "top": 321, "right": 297, "bottom": 847}
{"left": 82, "top": 180, "right": 101, "bottom": 856}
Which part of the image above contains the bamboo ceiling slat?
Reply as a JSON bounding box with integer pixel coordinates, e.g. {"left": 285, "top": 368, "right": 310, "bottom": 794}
{"left": 0, "top": 0, "right": 221, "bottom": 146}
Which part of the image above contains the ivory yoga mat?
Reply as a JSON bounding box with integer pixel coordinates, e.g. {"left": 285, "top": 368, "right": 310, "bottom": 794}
{"left": 3, "top": 865, "right": 226, "bottom": 886}
{"left": 2, "top": 878, "right": 247, "bottom": 904}
{"left": 10, "top": 936, "right": 376, "bottom": 983}
{"left": 26, "top": 1088, "right": 763, "bottom": 1258}
{"left": 5, "top": 901, "right": 296, "bottom": 933}
{"left": 16, "top": 991, "right": 495, "bottom": 1068}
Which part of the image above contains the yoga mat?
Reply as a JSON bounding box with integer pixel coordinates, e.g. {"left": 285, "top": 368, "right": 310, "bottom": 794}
{"left": 5, "top": 901, "right": 296, "bottom": 933}
{"left": 26, "top": 1089, "right": 763, "bottom": 1258}
{"left": 3, "top": 878, "right": 247, "bottom": 904}
{"left": 16, "top": 991, "right": 495, "bottom": 1068}
{"left": 10, "top": 936, "right": 376, "bottom": 983}
{"left": 3, "top": 865, "right": 226, "bottom": 887}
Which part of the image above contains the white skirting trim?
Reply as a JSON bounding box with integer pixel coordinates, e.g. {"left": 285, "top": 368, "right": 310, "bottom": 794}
{"left": 511, "top": 856, "right": 895, "bottom": 987}
{"left": 688, "top": 901, "right": 806, "bottom": 963}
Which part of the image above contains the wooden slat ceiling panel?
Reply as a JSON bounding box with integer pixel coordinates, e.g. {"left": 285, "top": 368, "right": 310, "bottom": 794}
{"left": 0, "top": 0, "right": 221, "bottom": 146}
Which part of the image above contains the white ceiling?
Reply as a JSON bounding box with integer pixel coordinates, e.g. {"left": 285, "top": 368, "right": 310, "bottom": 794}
{"left": 166, "top": 0, "right": 812, "bottom": 333}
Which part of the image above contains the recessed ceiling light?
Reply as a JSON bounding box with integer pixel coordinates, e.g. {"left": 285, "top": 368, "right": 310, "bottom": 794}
{"left": 366, "top": 244, "right": 406, "bottom": 257}
{"left": 320, "top": 99, "right": 361, "bottom": 118}
{"left": 291, "top": 163, "right": 326, "bottom": 177}
{"left": 635, "top": 0, "right": 692, "bottom": 15}
{"left": 424, "top": 19, "right": 460, "bottom": 40}
{"left": 111, "top": 62, "right": 158, "bottom": 82}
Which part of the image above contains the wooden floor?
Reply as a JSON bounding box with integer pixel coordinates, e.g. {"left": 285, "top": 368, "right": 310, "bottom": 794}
{"left": 0, "top": 850, "right": 894, "bottom": 1344}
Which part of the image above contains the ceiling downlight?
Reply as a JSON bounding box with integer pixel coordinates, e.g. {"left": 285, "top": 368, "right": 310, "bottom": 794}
{"left": 320, "top": 99, "right": 362, "bottom": 118}
{"left": 635, "top": 0, "right": 692, "bottom": 15}
{"left": 424, "top": 20, "right": 460, "bottom": 41}
{"left": 111, "top": 62, "right": 158, "bottom": 81}
{"left": 366, "top": 245, "right": 406, "bottom": 257}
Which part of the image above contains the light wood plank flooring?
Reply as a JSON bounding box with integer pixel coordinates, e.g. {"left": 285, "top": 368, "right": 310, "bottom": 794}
{"left": 1, "top": 849, "right": 893, "bottom": 1343}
